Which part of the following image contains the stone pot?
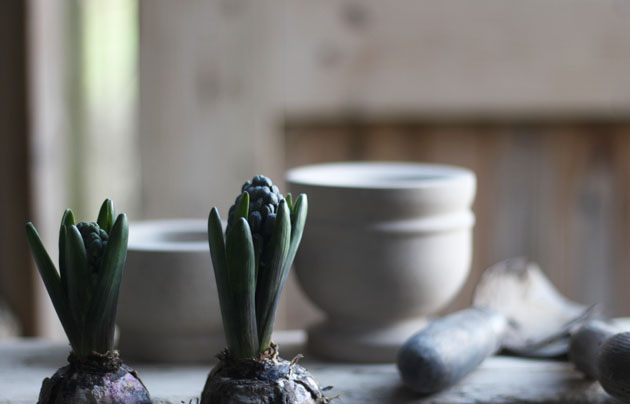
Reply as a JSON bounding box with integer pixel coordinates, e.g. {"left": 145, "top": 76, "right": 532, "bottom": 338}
{"left": 287, "top": 162, "right": 476, "bottom": 362}
{"left": 117, "top": 219, "right": 224, "bottom": 362}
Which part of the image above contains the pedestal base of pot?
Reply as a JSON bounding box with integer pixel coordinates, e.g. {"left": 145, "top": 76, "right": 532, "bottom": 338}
{"left": 307, "top": 318, "right": 428, "bottom": 363}
{"left": 119, "top": 333, "right": 226, "bottom": 363}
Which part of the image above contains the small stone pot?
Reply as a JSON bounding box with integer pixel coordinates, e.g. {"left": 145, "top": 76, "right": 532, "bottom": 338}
{"left": 287, "top": 162, "right": 476, "bottom": 362}
{"left": 117, "top": 219, "right": 224, "bottom": 362}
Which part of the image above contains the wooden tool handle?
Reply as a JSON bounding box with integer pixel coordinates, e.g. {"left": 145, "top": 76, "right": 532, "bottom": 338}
{"left": 568, "top": 319, "right": 617, "bottom": 379}
{"left": 598, "top": 332, "right": 630, "bottom": 402}
{"left": 569, "top": 320, "right": 630, "bottom": 403}
{"left": 397, "top": 307, "right": 507, "bottom": 394}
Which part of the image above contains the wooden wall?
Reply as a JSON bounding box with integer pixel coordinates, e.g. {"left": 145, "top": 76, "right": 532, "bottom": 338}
{"left": 138, "top": 0, "right": 630, "bottom": 330}
{"left": 6, "top": 0, "right": 630, "bottom": 337}
{"left": 0, "top": 0, "right": 34, "bottom": 336}
{"left": 285, "top": 123, "right": 630, "bottom": 317}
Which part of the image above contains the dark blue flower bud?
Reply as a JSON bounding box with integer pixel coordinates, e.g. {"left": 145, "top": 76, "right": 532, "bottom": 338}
{"left": 263, "top": 213, "right": 276, "bottom": 240}
{"left": 248, "top": 211, "right": 263, "bottom": 233}
{"left": 226, "top": 175, "right": 284, "bottom": 255}
{"left": 76, "top": 221, "right": 109, "bottom": 274}
{"left": 253, "top": 175, "right": 272, "bottom": 187}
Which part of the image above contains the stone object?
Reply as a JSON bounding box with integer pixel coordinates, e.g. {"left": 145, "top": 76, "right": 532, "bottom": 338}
{"left": 117, "top": 219, "right": 225, "bottom": 362}
{"left": 287, "top": 162, "right": 476, "bottom": 362}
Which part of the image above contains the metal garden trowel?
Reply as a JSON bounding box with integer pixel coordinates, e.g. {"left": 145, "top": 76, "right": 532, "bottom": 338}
{"left": 397, "top": 258, "right": 596, "bottom": 395}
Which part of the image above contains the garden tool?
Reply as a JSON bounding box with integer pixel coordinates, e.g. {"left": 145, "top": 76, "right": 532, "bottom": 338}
{"left": 398, "top": 258, "right": 599, "bottom": 395}
{"left": 568, "top": 319, "right": 630, "bottom": 402}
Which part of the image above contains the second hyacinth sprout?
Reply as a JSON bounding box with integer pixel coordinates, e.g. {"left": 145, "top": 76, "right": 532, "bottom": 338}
{"left": 208, "top": 175, "right": 307, "bottom": 358}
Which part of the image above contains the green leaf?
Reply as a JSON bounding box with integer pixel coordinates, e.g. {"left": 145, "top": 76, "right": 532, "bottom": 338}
{"left": 285, "top": 193, "right": 294, "bottom": 212}
{"left": 235, "top": 192, "right": 249, "bottom": 220}
{"left": 85, "top": 213, "right": 128, "bottom": 354}
{"left": 25, "top": 223, "right": 79, "bottom": 350}
{"left": 252, "top": 235, "right": 263, "bottom": 282}
{"left": 58, "top": 209, "right": 75, "bottom": 294}
{"left": 64, "top": 225, "right": 91, "bottom": 333}
{"left": 208, "top": 207, "right": 239, "bottom": 354}
{"left": 97, "top": 199, "right": 115, "bottom": 234}
{"left": 225, "top": 217, "right": 259, "bottom": 358}
{"left": 208, "top": 207, "right": 227, "bottom": 295}
{"left": 288, "top": 194, "right": 308, "bottom": 265}
{"left": 61, "top": 209, "right": 76, "bottom": 227}
{"left": 256, "top": 199, "right": 291, "bottom": 351}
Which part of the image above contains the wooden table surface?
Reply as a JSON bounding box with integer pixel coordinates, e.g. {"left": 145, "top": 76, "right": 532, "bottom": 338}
{"left": 0, "top": 334, "right": 619, "bottom": 404}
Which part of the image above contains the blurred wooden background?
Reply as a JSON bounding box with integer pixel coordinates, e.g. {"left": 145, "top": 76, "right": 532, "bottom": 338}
{"left": 137, "top": 0, "right": 630, "bottom": 332}
{"left": 0, "top": 0, "right": 33, "bottom": 336}
{"left": 3, "top": 0, "right": 630, "bottom": 337}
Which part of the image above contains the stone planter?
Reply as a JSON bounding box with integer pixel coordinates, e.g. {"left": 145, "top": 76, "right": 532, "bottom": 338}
{"left": 287, "top": 162, "right": 476, "bottom": 362}
{"left": 117, "top": 219, "right": 224, "bottom": 362}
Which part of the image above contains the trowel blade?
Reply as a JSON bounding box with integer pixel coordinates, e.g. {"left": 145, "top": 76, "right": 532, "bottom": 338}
{"left": 472, "top": 258, "right": 591, "bottom": 357}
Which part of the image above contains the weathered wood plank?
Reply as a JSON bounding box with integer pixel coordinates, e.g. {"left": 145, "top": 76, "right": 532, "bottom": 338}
{"left": 0, "top": 0, "right": 34, "bottom": 337}
{"left": 611, "top": 131, "right": 630, "bottom": 313}
{"left": 139, "top": 0, "right": 281, "bottom": 220}
{"left": 275, "top": 0, "right": 630, "bottom": 120}
{"left": 27, "top": 0, "right": 74, "bottom": 340}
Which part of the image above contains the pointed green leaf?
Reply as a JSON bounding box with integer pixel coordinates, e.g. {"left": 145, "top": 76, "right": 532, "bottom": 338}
{"left": 208, "top": 207, "right": 238, "bottom": 353}
{"left": 25, "top": 223, "right": 79, "bottom": 350}
{"left": 285, "top": 193, "right": 294, "bottom": 212}
{"left": 256, "top": 199, "right": 291, "bottom": 351}
{"left": 288, "top": 194, "right": 308, "bottom": 264}
{"left": 65, "top": 225, "right": 91, "bottom": 332}
{"left": 252, "top": 235, "right": 263, "bottom": 282}
{"left": 97, "top": 199, "right": 115, "bottom": 234}
{"left": 60, "top": 209, "right": 75, "bottom": 227}
{"left": 208, "top": 207, "right": 227, "bottom": 292}
{"left": 235, "top": 192, "right": 249, "bottom": 221}
{"left": 58, "top": 209, "right": 74, "bottom": 294}
{"left": 225, "top": 217, "right": 259, "bottom": 358}
{"left": 61, "top": 209, "right": 75, "bottom": 227}
{"left": 85, "top": 213, "right": 128, "bottom": 353}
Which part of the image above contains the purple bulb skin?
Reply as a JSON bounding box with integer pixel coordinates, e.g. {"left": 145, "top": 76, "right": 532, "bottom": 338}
{"left": 37, "top": 352, "right": 151, "bottom": 404}
{"left": 200, "top": 347, "right": 329, "bottom": 404}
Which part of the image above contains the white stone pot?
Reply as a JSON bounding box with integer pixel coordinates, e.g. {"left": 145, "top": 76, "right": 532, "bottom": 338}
{"left": 117, "top": 219, "right": 224, "bottom": 362}
{"left": 287, "top": 162, "right": 476, "bottom": 362}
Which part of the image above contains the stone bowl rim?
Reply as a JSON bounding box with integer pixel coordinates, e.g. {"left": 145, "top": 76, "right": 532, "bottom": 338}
{"left": 286, "top": 161, "right": 475, "bottom": 190}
